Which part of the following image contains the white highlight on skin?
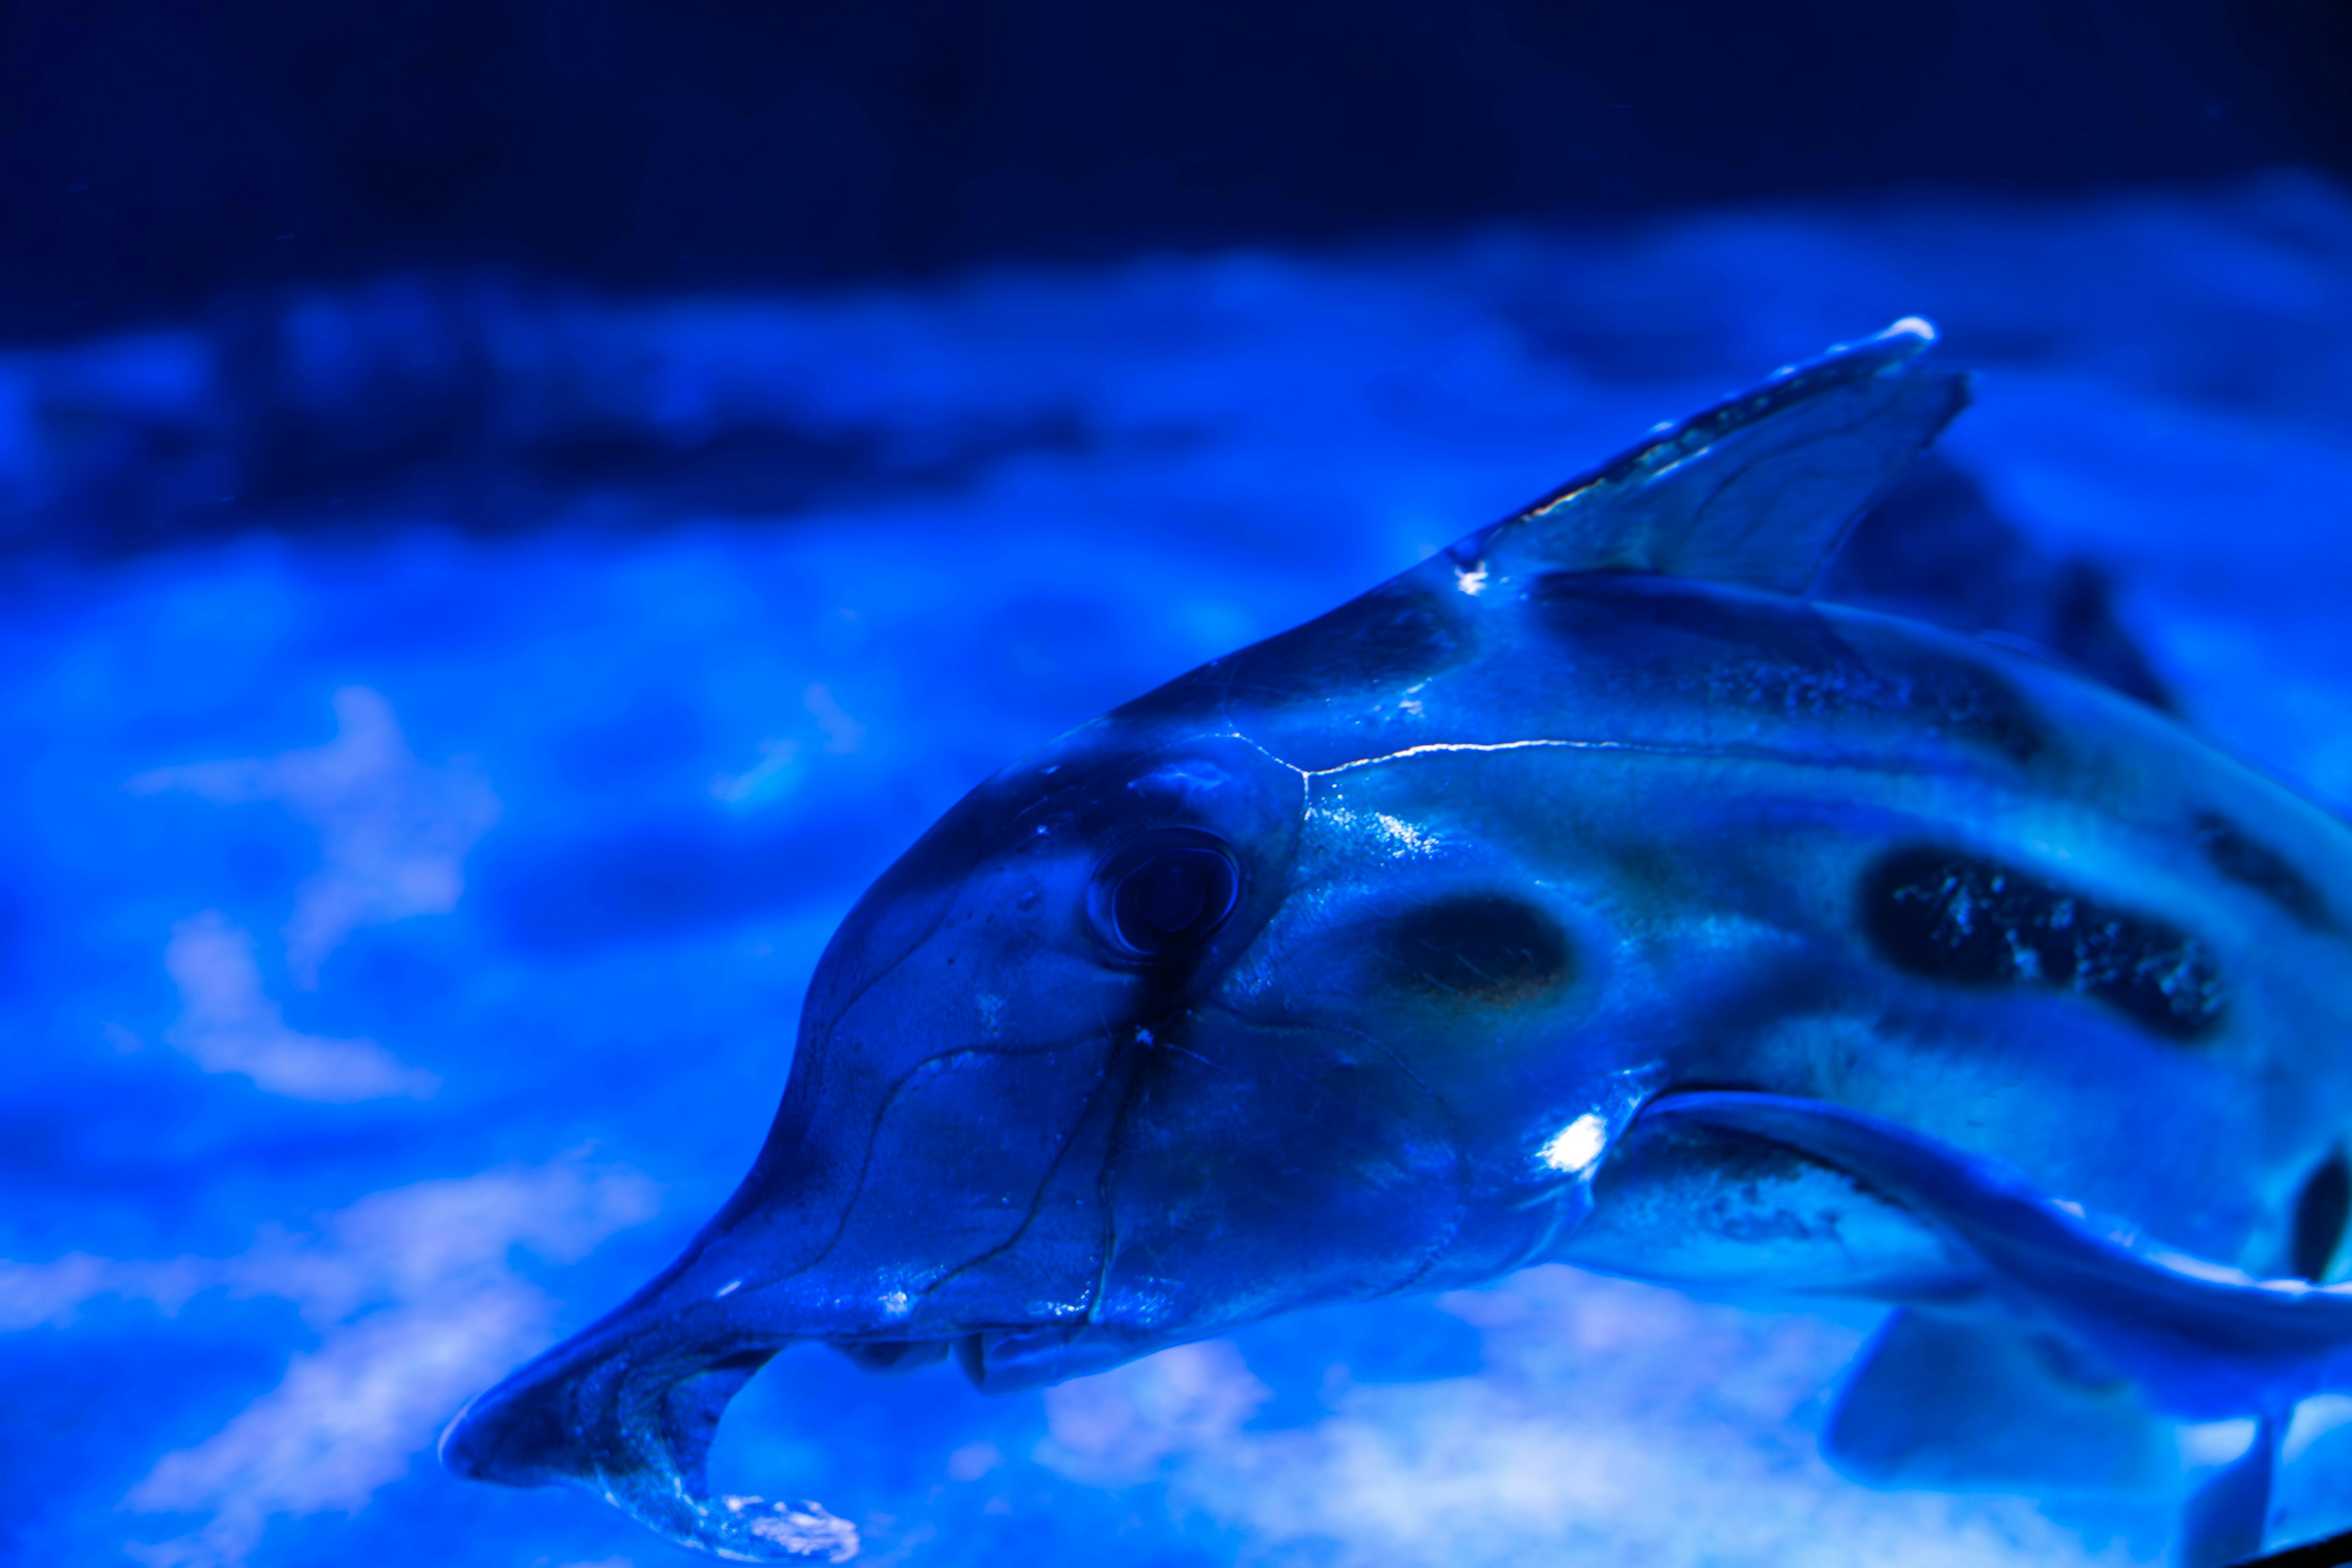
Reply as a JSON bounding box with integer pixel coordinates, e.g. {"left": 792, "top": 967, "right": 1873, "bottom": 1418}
{"left": 1537, "top": 1114, "right": 1611, "bottom": 1177}
{"left": 1372, "top": 814, "right": 1439, "bottom": 857}
{"left": 715, "top": 1496, "right": 859, "bottom": 1563}
{"left": 1308, "top": 739, "right": 1635, "bottom": 779}
{"left": 1291, "top": 735, "right": 1972, "bottom": 783}
{"left": 1319, "top": 804, "right": 1443, "bottom": 859}
{"left": 2145, "top": 1250, "right": 2269, "bottom": 1289}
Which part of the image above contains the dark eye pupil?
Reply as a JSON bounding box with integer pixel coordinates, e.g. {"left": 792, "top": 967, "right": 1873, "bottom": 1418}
{"left": 1127, "top": 851, "right": 1213, "bottom": 934}
{"left": 1093, "top": 832, "right": 1240, "bottom": 959}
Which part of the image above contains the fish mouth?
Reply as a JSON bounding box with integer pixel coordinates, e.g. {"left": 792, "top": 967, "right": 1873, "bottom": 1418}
{"left": 440, "top": 1027, "right": 1135, "bottom": 1559}
{"left": 439, "top": 1327, "right": 859, "bottom": 1561}
{"left": 439, "top": 1317, "right": 1131, "bottom": 1564}
{"left": 831, "top": 1321, "right": 1153, "bottom": 1393}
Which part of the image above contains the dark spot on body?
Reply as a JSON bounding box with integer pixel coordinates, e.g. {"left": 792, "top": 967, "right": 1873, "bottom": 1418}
{"left": 2196, "top": 811, "right": 2335, "bottom": 932}
{"left": 1861, "top": 846, "right": 2226, "bottom": 1042}
{"left": 1532, "top": 573, "right": 2045, "bottom": 764}
{"left": 1375, "top": 894, "right": 1570, "bottom": 1004}
{"left": 2293, "top": 1150, "right": 2351, "bottom": 1281}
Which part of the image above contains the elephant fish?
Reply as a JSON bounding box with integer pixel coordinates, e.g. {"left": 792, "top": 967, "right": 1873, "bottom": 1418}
{"left": 443, "top": 320, "right": 2352, "bottom": 1568}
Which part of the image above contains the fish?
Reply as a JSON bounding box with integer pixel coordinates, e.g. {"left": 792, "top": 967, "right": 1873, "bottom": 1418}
{"left": 442, "top": 318, "right": 2352, "bottom": 1568}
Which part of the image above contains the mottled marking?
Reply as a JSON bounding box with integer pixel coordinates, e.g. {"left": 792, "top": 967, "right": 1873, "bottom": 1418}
{"left": 2196, "top": 811, "right": 2336, "bottom": 933}
{"left": 1531, "top": 573, "right": 2045, "bottom": 764}
{"left": 2293, "top": 1152, "right": 2351, "bottom": 1283}
{"left": 1374, "top": 894, "right": 1570, "bottom": 1004}
{"left": 1860, "top": 846, "right": 2227, "bottom": 1043}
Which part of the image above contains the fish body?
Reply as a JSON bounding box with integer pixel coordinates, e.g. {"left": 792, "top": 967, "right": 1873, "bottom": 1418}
{"left": 445, "top": 322, "right": 2352, "bottom": 1566}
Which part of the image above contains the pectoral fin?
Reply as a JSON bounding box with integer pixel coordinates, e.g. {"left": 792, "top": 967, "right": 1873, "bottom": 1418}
{"left": 1638, "top": 1091, "right": 2352, "bottom": 1418}
{"left": 1632, "top": 1091, "right": 2352, "bottom": 1568}
{"left": 1465, "top": 318, "right": 1970, "bottom": 595}
{"left": 1827, "top": 1307, "right": 2172, "bottom": 1496}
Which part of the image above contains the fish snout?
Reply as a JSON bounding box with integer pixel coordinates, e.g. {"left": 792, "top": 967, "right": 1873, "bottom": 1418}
{"left": 440, "top": 1366, "right": 584, "bottom": 1489}
{"left": 439, "top": 1310, "right": 858, "bottom": 1562}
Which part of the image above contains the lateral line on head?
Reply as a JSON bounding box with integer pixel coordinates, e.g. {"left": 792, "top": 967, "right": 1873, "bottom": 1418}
{"left": 1303, "top": 738, "right": 1974, "bottom": 779}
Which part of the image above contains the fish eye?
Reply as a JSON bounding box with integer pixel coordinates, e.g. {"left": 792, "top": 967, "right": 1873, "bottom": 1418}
{"left": 1088, "top": 827, "right": 1242, "bottom": 959}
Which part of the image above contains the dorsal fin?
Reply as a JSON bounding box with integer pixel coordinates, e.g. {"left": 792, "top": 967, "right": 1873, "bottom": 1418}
{"left": 1461, "top": 318, "right": 1971, "bottom": 595}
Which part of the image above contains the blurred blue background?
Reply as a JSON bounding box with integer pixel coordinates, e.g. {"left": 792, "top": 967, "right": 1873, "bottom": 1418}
{"left": 4, "top": 7, "right": 2352, "bottom": 1566}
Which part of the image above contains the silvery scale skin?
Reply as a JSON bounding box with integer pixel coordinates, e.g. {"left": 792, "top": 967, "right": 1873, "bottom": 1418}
{"left": 443, "top": 322, "right": 2352, "bottom": 1567}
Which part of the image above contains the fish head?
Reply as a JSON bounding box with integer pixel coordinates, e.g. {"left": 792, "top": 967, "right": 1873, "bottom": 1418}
{"left": 443, "top": 318, "right": 2007, "bottom": 1558}
{"left": 706, "top": 633, "right": 1645, "bottom": 1387}
{"left": 734, "top": 706, "right": 1328, "bottom": 1381}
{"left": 440, "top": 626, "right": 1654, "bottom": 1558}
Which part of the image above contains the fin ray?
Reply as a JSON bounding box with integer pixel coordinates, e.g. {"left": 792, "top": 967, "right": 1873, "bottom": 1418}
{"left": 1467, "top": 318, "right": 1969, "bottom": 595}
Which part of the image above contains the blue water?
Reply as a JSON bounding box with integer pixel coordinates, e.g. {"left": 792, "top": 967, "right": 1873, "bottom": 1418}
{"left": 7, "top": 171, "right": 2352, "bottom": 1567}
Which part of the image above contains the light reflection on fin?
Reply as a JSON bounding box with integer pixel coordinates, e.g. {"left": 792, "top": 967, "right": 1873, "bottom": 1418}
{"left": 1463, "top": 318, "right": 1968, "bottom": 596}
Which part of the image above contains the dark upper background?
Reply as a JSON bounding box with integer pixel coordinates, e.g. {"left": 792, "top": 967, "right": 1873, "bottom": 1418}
{"left": 6, "top": 0, "right": 2351, "bottom": 346}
